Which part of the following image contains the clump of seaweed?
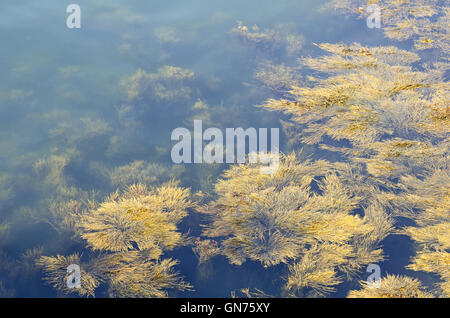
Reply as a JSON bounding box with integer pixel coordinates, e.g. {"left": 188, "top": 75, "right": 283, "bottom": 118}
{"left": 37, "top": 183, "right": 193, "bottom": 297}
{"left": 384, "top": 165, "right": 450, "bottom": 297}
{"left": 79, "top": 183, "right": 191, "bottom": 255}
{"left": 260, "top": 42, "right": 449, "bottom": 180}
{"left": 185, "top": 98, "right": 257, "bottom": 132}
{"left": 38, "top": 251, "right": 191, "bottom": 298}
{"left": 253, "top": 9, "right": 448, "bottom": 296}
{"left": 232, "top": 22, "right": 280, "bottom": 50}
{"left": 347, "top": 275, "right": 433, "bottom": 298}
{"left": 29, "top": 149, "right": 98, "bottom": 237}
{"left": 33, "top": 153, "right": 74, "bottom": 188}
{"left": 327, "top": 0, "right": 450, "bottom": 60}
{"left": 192, "top": 237, "right": 220, "bottom": 264}
{"left": 19, "top": 247, "right": 44, "bottom": 274}
{"left": 3, "top": 0, "right": 447, "bottom": 299}
{"left": 200, "top": 154, "right": 393, "bottom": 296}
{"left": 231, "top": 288, "right": 273, "bottom": 298}
{"left": 108, "top": 160, "right": 185, "bottom": 188}
{"left": 37, "top": 254, "right": 100, "bottom": 297}
{"left": 120, "top": 66, "right": 195, "bottom": 105}
{"left": 254, "top": 61, "right": 302, "bottom": 93}
{"left": 95, "top": 251, "right": 191, "bottom": 298}
{"left": 232, "top": 22, "right": 305, "bottom": 57}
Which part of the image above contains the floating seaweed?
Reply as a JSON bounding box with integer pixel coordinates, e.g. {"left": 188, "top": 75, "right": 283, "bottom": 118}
{"left": 386, "top": 166, "right": 450, "bottom": 297}
{"left": 232, "top": 21, "right": 305, "bottom": 57}
{"left": 231, "top": 288, "right": 273, "bottom": 298}
{"left": 254, "top": 61, "right": 302, "bottom": 93}
{"left": 327, "top": 0, "right": 449, "bottom": 59}
{"left": 1, "top": 0, "right": 448, "bottom": 299}
{"left": 154, "top": 27, "right": 181, "bottom": 44}
{"left": 37, "top": 254, "right": 99, "bottom": 297}
{"left": 254, "top": 7, "right": 448, "bottom": 297}
{"left": 347, "top": 275, "right": 434, "bottom": 298}
{"left": 79, "top": 183, "right": 191, "bottom": 255}
{"left": 37, "top": 183, "right": 193, "bottom": 297}
{"left": 200, "top": 154, "right": 393, "bottom": 296}
{"left": 192, "top": 237, "right": 220, "bottom": 264}
{"left": 232, "top": 22, "right": 280, "bottom": 51}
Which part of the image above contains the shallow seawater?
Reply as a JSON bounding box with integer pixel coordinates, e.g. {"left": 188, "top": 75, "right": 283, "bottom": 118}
{"left": 0, "top": 0, "right": 447, "bottom": 298}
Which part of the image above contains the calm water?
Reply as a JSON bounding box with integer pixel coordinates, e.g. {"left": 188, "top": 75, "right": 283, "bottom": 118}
{"left": 0, "top": 0, "right": 436, "bottom": 297}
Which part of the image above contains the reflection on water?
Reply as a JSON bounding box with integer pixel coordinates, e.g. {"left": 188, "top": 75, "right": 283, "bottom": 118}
{"left": 0, "top": 0, "right": 448, "bottom": 297}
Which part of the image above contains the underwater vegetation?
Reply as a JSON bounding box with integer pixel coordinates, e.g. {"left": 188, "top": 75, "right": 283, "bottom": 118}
{"left": 200, "top": 154, "right": 393, "bottom": 296}
{"left": 328, "top": 0, "right": 449, "bottom": 60}
{"left": 261, "top": 42, "right": 448, "bottom": 154}
{"left": 79, "top": 183, "right": 191, "bottom": 254}
{"left": 231, "top": 288, "right": 274, "bottom": 298}
{"left": 347, "top": 274, "right": 434, "bottom": 298}
{"left": 254, "top": 61, "right": 302, "bottom": 94}
{"left": 120, "top": 66, "right": 195, "bottom": 107}
{"left": 192, "top": 238, "right": 220, "bottom": 264}
{"left": 390, "top": 168, "right": 450, "bottom": 297}
{"left": 0, "top": 0, "right": 447, "bottom": 299}
{"left": 37, "top": 183, "right": 193, "bottom": 297}
{"left": 108, "top": 160, "right": 185, "bottom": 188}
{"left": 246, "top": 1, "right": 449, "bottom": 297}
{"left": 232, "top": 21, "right": 305, "bottom": 58}
{"left": 25, "top": 149, "right": 102, "bottom": 237}
{"left": 48, "top": 116, "right": 112, "bottom": 147}
{"left": 232, "top": 22, "right": 280, "bottom": 51}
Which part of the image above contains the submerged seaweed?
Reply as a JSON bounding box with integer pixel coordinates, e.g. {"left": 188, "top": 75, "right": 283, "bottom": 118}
{"left": 347, "top": 274, "right": 434, "bottom": 298}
